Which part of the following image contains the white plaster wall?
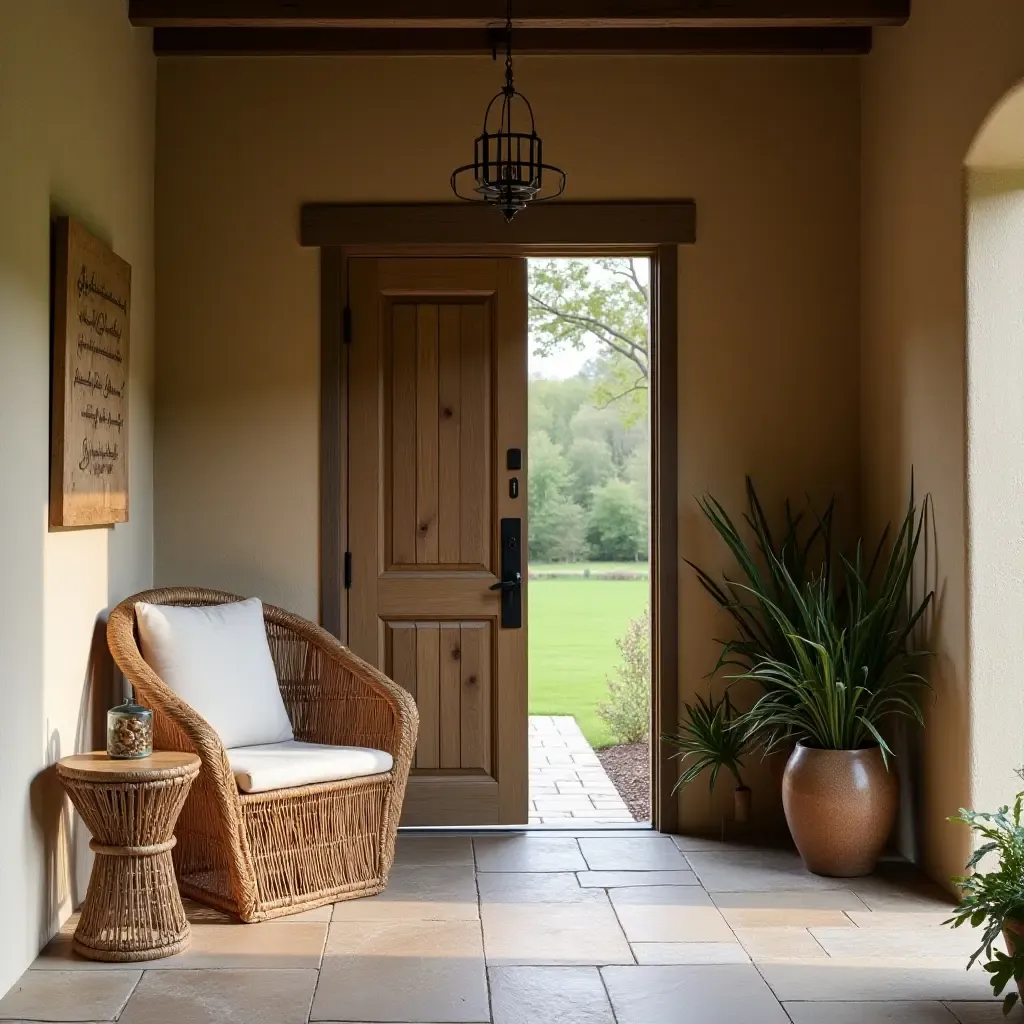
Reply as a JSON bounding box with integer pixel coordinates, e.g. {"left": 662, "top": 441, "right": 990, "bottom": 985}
{"left": 965, "top": 170, "right": 1024, "bottom": 808}
{"left": 0, "top": 0, "right": 155, "bottom": 995}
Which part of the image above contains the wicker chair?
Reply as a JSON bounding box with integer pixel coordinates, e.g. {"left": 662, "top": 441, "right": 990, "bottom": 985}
{"left": 106, "top": 587, "right": 418, "bottom": 923}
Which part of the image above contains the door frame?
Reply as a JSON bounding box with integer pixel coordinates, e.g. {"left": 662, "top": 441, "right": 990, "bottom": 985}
{"left": 301, "top": 201, "right": 696, "bottom": 834}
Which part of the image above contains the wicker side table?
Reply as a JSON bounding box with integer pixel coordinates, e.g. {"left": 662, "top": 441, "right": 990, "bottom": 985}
{"left": 56, "top": 751, "right": 200, "bottom": 962}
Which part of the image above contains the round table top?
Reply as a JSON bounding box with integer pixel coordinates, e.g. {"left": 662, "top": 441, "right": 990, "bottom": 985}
{"left": 57, "top": 751, "right": 201, "bottom": 782}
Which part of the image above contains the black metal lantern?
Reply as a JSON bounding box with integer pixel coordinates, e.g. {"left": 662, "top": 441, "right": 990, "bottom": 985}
{"left": 450, "top": 0, "right": 566, "bottom": 221}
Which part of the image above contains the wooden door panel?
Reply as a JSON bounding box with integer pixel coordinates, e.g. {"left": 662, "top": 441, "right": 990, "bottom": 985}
{"left": 384, "top": 620, "right": 495, "bottom": 775}
{"left": 383, "top": 300, "right": 493, "bottom": 573}
{"left": 458, "top": 621, "right": 492, "bottom": 773}
{"left": 389, "top": 304, "right": 418, "bottom": 567}
{"left": 438, "top": 623, "right": 461, "bottom": 768}
{"left": 387, "top": 620, "right": 418, "bottom": 705}
{"left": 458, "top": 302, "right": 492, "bottom": 570}
{"left": 414, "top": 623, "right": 440, "bottom": 768}
{"left": 349, "top": 257, "right": 526, "bottom": 825}
{"left": 437, "top": 305, "right": 461, "bottom": 565}
{"left": 414, "top": 304, "right": 439, "bottom": 565}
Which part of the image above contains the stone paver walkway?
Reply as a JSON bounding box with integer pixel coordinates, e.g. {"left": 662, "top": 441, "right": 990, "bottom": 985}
{"left": 529, "top": 715, "right": 635, "bottom": 824}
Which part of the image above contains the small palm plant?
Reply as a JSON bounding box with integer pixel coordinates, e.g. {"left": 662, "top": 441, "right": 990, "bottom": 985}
{"left": 665, "top": 692, "right": 754, "bottom": 822}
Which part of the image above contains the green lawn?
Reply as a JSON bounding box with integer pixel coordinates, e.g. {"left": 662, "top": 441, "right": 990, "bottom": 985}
{"left": 528, "top": 575, "right": 649, "bottom": 748}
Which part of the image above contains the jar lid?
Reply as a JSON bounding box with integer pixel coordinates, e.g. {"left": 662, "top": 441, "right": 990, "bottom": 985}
{"left": 110, "top": 698, "right": 150, "bottom": 713}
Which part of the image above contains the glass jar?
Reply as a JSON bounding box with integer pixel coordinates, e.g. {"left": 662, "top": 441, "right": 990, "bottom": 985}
{"left": 107, "top": 700, "right": 154, "bottom": 759}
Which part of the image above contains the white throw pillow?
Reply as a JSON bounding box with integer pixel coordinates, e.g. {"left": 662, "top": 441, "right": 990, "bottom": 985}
{"left": 135, "top": 597, "right": 294, "bottom": 749}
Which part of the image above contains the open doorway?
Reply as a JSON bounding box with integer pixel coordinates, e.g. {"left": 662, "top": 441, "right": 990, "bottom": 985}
{"left": 309, "top": 201, "right": 689, "bottom": 831}
{"left": 526, "top": 257, "right": 652, "bottom": 826}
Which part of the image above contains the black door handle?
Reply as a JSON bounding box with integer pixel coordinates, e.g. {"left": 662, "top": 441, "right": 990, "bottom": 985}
{"left": 494, "top": 519, "right": 523, "bottom": 628}
{"left": 489, "top": 571, "right": 522, "bottom": 593}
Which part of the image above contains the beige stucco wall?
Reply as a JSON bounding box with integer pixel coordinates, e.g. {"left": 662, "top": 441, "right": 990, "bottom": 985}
{"left": 155, "top": 54, "right": 862, "bottom": 833}
{"left": 862, "top": 0, "right": 1024, "bottom": 886}
{"left": 0, "top": 0, "right": 155, "bottom": 995}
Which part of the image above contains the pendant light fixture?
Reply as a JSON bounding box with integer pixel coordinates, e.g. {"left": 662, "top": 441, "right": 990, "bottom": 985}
{"left": 450, "top": 0, "right": 566, "bottom": 221}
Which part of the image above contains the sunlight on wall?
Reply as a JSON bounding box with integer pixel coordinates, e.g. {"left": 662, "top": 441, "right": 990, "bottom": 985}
{"left": 42, "top": 516, "right": 112, "bottom": 909}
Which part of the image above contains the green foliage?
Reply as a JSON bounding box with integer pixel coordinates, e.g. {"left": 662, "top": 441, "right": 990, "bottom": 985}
{"left": 528, "top": 431, "right": 576, "bottom": 562}
{"left": 567, "top": 438, "right": 616, "bottom": 509}
{"left": 735, "top": 605, "right": 927, "bottom": 760}
{"left": 624, "top": 447, "right": 649, "bottom": 505}
{"left": 597, "top": 607, "right": 651, "bottom": 744}
{"left": 529, "top": 258, "right": 649, "bottom": 422}
{"left": 533, "top": 496, "right": 588, "bottom": 564}
{"left": 571, "top": 403, "right": 645, "bottom": 470}
{"left": 528, "top": 377, "right": 593, "bottom": 448}
{"left": 527, "top": 384, "right": 648, "bottom": 563}
{"left": 588, "top": 479, "right": 648, "bottom": 562}
{"left": 665, "top": 692, "right": 752, "bottom": 794}
{"left": 688, "top": 479, "right": 933, "bottom": 760}
{"left": 529, "top": 431, "right": 571, "bottom": 505}
{"left": 948, "top": 778, "right": 1024, "bottom": 1015}
{"left": 687, "top": 478, "right": 837, "bottom": 678}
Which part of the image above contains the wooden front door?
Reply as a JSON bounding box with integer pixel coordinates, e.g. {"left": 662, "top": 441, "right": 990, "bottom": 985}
{"left": 347, "top": 257, "right": 528, "bottom": 825}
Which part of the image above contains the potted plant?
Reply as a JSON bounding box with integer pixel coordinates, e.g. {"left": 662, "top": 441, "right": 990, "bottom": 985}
{"left": 687, "top": 479, "right": 933, "bottom": 876}
{"left": 948, "top": 780, "right": 1024, "bottom": 1015}
{"left": 666, "top": 692, "right": 754, "bottom": 824}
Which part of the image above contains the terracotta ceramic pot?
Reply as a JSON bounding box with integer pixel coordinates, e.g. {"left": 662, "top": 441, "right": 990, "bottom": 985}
{"left": 782, "top": 743, "right": 898, "bottom": 877}
{"left": 1002, "top": 919, "right": 1024, "bottom": 1006}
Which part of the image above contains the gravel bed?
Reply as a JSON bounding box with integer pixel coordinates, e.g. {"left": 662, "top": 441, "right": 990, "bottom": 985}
{"left": 597, "top": 741, "right": 651, "bottom": 822}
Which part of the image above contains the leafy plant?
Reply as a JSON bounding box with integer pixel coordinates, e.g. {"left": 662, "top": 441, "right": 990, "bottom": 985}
{"left": 948, "top": 777, "right": 1024, "bottom": 1015}
{"left": 688, "top": 479, "right": 933, "bottom": 760}
{"left": 686, "top": 477, "right": 836, "bottom": 679}
{"left": 597, "top": 608, "right": 650, "bottom": 744}
{"left": 665, "top": 692, "right": 752, "bottom": 794}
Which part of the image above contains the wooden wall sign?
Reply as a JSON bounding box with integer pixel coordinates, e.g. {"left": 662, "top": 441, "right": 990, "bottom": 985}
{"left": 50, "top": 218, "right": 131, "bottom": 528}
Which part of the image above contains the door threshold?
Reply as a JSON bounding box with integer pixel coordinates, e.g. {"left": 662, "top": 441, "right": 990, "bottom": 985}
{"left": 400, "top": 821, "right": 654, "bottom": 834}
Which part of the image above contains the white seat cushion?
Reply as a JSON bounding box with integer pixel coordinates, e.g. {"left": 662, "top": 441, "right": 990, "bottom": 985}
{"left": 227, "top": 740, "right": 394, "bottom": 794}
{"left": 135, "top": 597, "right": 294, "bottom": 749}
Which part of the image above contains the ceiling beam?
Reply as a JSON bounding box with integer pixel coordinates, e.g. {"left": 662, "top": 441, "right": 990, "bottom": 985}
{"left": 130, "top": 1, "right": 910, "bottom": 29}
{"left": 152, "top": 26, "right": 872, "bottom": 56}
{"left": 299, "top": 202, "right": 697, "bottom": 249}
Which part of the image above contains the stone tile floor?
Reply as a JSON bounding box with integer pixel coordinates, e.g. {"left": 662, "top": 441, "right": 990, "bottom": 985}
{"left": 1, "top": 831, "right": 1006, "bottom": 1023}
{"left": 529, "top": 715, "right": 634, "bottom": 824}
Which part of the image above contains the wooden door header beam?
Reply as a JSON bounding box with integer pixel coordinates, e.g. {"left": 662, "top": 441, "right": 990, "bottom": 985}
{"left": 153, "top": 26, "right": 872, "bottom": 56}
{"left": 299, "top": 202, "right": 696, "bottom": 249}
{"left": 129, "top": 1, "right": 910, "bottom": 29}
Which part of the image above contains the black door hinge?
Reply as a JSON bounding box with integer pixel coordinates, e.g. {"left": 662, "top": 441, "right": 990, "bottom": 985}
{"left": 342, "top": 306, "right": 352, "bottom": 345}
{"left": 343, "top": 551, "right": 352, "bottom": 589}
